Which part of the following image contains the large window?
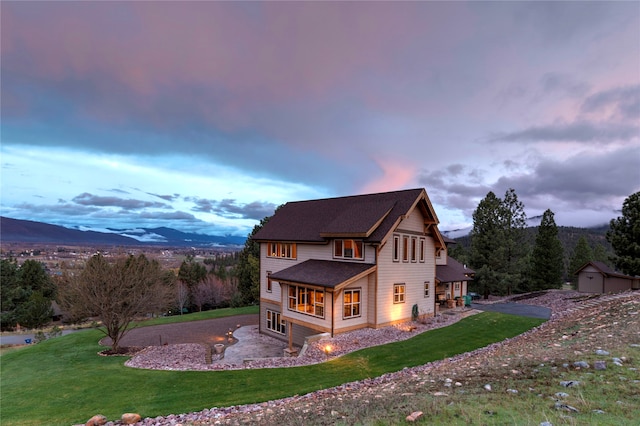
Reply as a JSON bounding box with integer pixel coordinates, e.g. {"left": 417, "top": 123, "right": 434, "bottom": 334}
{"left": 343, "top": 289, "right": 361, "bottom": 319}
{"left": 266, "top": 310, "right": 286, "bottom": 334}
{"left": 334, "top": 239, "right": 364, "bottom": 260}
{"left": 288, "top": 285, "right": 324, "bottom": 317}
{"left": 394, "top": 283, "right": 406, "bottom": 304}
{"left": 267, "top": 242, "right": 297, "bottom": 259}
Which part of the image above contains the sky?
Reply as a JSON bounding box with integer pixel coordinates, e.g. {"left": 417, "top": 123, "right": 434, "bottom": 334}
{"left": 1, "top": 1, "right": 639, "bottom": 238}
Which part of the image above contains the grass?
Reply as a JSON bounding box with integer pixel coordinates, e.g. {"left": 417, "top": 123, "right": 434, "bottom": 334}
{"left": 0, "top": 310, "right": 543, "bottom": 426}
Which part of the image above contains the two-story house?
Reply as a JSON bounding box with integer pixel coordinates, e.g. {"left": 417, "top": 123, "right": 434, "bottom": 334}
{"left": 252, "top": 188, "right": 448, "bottom": 348}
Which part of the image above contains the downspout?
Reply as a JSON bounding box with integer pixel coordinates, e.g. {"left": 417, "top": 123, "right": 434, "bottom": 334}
{"left": 331, "top": 292, "right": 335, "bottom": 337}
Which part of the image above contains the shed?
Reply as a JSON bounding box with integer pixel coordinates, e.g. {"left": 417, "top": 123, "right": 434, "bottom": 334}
{"left": 575, "top": 261, "right": 639, "bottom": 293}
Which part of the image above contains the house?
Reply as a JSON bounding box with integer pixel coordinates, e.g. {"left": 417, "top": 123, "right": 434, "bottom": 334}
{"left": 435, "top": 256, "right": 475, "bottom": 308}
{"left": 252, "top": 188, "right": 452, "bottom": 349}
{"left": 575, "top": 261, "right": 639, "bottom": 293}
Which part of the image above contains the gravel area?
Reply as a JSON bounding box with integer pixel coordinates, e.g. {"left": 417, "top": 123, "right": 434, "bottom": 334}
{"left": 125, "top": 306, "right": 473, "bottom": 371}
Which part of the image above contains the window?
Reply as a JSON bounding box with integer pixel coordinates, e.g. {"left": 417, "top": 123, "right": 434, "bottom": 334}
{"left": 266, "top": 310, "right": 286, "bottom": 334}
{"left": 424, "top": 281, "right": 430, "bottom": 297}
{"left": 393, "top": 283, "right": 405, "bottom": 304}
{"left": 454, "top": 282, "right": 460, "bottom": 291}
{"left": 411, "top": 237, "right": 417, "bottom": 262}
{"left": 267, "top": 242, "right": 297, "bottom": 259}
{"left": 393, "top": 235, "right": 400, "bottom": 262}
{"left": 343, "top": 289, "right": 361, "bottom": 319}
{"left": 419, "top": 238, "right": 425, "bottom": 262}
{"left": 402, "top": 236, "right": 409, "bottom": 262}
{"left": 334, "top": 239, "right": 364, "bottom": 260}
{"left": 288, "top": 285, "right": 324, "bottom": 317}
{"left": 266, "top": 271, "right": 272, "bottom": 292}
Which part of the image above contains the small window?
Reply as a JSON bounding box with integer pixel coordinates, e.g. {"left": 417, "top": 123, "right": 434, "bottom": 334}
{"left": 394, "top": 283, "right": 405, "bottom": 304}
{"left": 343, "top": 289, "right": 361, "bottom": 319}
{"left": 402, "top": 236, "right": 409, "bottom": 262}
{"left": 454, "top": 282, "right": 460, "bottom": 291}
{"left": 411, "top": 237, "right": 417, "bottom": 262}
{"left": 393, "top": 235, "right": 400, "bottom": 262}
{"left": 424, "top": 281, "right": 430, "bottom": 297}
{"left": 419, "top": 238, "right": 425, "bottom": 262}
{"left": 266, "top": 271, "right": 272, "bottom": 292}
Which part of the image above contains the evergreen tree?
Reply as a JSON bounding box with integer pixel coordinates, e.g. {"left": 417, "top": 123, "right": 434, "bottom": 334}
{"left": 235, "top": 215, "right": 271, "bottom": 306}
{"left": 470, "top": 189, "right": 529, "bottom": 296}
{"left": 470, "top": 191, "right": 507, "bottom": 297}
{"left": 606, "top": 191, "right": 640, "bottom": 276}
{"left": 501, "top": 189, "right": 528, "bottom": 294}
{"left": 0, "top": 259, "right": 56, "bottom": 330}
{"left": 568, "top": 236, "right": 593, "bottom": 288}
{"left": 530, "top": 209, "right": 564, "bottom": 290}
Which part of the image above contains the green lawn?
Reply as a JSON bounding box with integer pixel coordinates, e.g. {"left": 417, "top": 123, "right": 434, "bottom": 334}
{"left": 0, "top": 310, "right": 543, "bottom": 426}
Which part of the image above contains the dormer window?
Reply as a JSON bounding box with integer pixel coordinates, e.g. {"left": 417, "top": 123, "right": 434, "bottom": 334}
{"left": 334, "top": 239, "right": 364, "bottom": 260}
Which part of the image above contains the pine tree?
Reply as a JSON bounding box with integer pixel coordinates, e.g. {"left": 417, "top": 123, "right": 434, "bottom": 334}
{"left": 530, "top": 209, "right": 564, "bottom": 290}
{"left": 606, "top": 192, "right": 640, "bottom": 276}
{"left": 501, "top": 189, "right": 528, "bottom": 294}
{"left": 471, "top": 191, "right": 507, "bottom": 297}
{"left": 568, "top": 236, "right": 593, "bottom": 288}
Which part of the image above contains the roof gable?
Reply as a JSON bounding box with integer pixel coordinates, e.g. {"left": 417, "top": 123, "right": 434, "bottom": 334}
{"left": 253, "top": 188, "right": 439, "bottom": 244}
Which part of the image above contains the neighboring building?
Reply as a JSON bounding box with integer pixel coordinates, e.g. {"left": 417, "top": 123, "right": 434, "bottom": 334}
{"left": 253, "top": 188, "right": 451, "bottom": 348}
{"left": 435, "top": 256, "right": 475, "bottom": 307}
{"left": 576, "top": 261, "right": 639, "bottom": 294}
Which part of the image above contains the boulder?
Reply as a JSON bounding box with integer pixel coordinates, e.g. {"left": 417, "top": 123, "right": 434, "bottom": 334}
{"left": 121, "top": 413, "right": 142, "bottom": 424}
{"left": 85, "top": 415, "right": 107, "bottom": 426}
{"left": 406, "top": 411, "right": 423, "bottom": 422}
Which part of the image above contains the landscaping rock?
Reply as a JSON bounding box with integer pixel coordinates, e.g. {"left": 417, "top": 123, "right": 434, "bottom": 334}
{"left": 560, "top": 380, "right": 579, "bottom": 388}
{"left": 595, "top": 349, "right": 610, "bottom": 356}
{"left": 573, "top": 361, "right": 589, "bottom": 369}
{"left": 483, "top": 384, "right": 492, "bottom": 391}
{"left": 121, "top": 413, "right": 142, "bottom": 424}
{"left": 594, "top": 361, "right": 606, "bottom": 370}
{"left": 85, "top": 414, "right": 107, "bottom": 426}
{"left": 555, "top": 392, "right": 569, "bottom": 398}
{"left": 406, "top": 411, "right": 423, "bottom": 422}
{"left": 554, "top": 402, "right": 579, "bottom": 412}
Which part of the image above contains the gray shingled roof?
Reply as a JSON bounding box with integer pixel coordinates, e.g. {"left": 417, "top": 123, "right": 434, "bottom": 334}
{"left": 269, "top": 259, "right": 376, "bottom": 289}
{"left": 436, "top": 257, "right": 475, "bottom": 283}
{"left": 253, "top": 188, "right": 433, "bottom": 243}
{"left": 576, "top": 261, "right": 635, "bottom": 279}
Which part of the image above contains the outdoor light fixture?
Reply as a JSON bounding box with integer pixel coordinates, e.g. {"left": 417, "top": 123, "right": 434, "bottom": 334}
{"left": 324, "top": 345, "right": 332, "bottom": 357}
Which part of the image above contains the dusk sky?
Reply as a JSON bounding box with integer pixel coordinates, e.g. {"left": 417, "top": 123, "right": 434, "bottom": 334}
{"left": 2, "top": 1, "right": 639, "bottom": 238}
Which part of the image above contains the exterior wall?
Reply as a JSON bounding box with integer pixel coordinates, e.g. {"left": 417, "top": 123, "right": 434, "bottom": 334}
{"left": 435, "top": 246, "right": 447, "bottom": 265}
{"left": 333, "top": 276, "right": 371, "bottom": 334}
{"left": 376, "top": 214, "right": 436, "bottom": 327}
{"left": 259, "top": 300, "right": 286, "bottom": 341}
{"left": 578, "top": 266, "right": 604, "bottom": 293}
{"left": 604, "top": 277, "right": 633, "bottom": 293}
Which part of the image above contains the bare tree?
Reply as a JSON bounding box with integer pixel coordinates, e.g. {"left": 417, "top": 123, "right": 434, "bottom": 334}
{"left": 58, "top": 254, "right": 173, "bottom": 353}
{"left": 175, "top": 281, "right": 190, "bottom": 315}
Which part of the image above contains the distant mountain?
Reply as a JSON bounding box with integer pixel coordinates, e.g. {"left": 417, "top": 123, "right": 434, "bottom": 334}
{"left": 441, "top": 215, "right": 545, "bottom": 239}
{"left": 0, "top": 217, "right": 245, "bottom": 247}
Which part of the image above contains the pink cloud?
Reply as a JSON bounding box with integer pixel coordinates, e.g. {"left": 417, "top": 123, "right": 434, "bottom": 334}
{"left": 361, "top": 156, "right": 418, "bottom": 194}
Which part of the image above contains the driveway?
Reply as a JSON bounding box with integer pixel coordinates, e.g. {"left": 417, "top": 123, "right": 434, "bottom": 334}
{"left": 470, "top": 302, "right": 551, "bottom": 319}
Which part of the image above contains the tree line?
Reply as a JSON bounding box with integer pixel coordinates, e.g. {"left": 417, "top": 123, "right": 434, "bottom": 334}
{"left": 449, "top": 189, "right": 639, "bottom": 297}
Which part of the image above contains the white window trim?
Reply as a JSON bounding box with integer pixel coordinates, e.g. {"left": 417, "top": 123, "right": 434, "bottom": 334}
{"left": 393, "top": 283, "right": 406, "bottom": 304}
{"left": 266, "top": 309, "right": 286, "bottom": 335}
{"left": 343, "top": 288, "right": 362, "bottom": 319}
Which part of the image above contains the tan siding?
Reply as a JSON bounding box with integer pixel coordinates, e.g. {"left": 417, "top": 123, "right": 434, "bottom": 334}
{"left": 333, "top": 276, "right": 370, "bottom": 332}
{"left": 377, "top": 231, "right": 436, "bottom": 325}
{"left": 397, "top": 208, "right": 425, "bottom": 233}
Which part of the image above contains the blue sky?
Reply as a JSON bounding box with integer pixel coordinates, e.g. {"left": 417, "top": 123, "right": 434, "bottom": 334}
{"left": 1, "top": 2, "right": 639, "bottom": 237}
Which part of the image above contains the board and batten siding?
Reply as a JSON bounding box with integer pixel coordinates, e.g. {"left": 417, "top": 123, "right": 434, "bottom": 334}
{"left": 376, "top": 231, "right": 436, "bottom": 327}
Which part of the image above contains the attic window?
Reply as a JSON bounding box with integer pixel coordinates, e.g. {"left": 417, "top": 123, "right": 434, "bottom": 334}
{"left": 334, "top": 240, "right": 364, "bottom": 260}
